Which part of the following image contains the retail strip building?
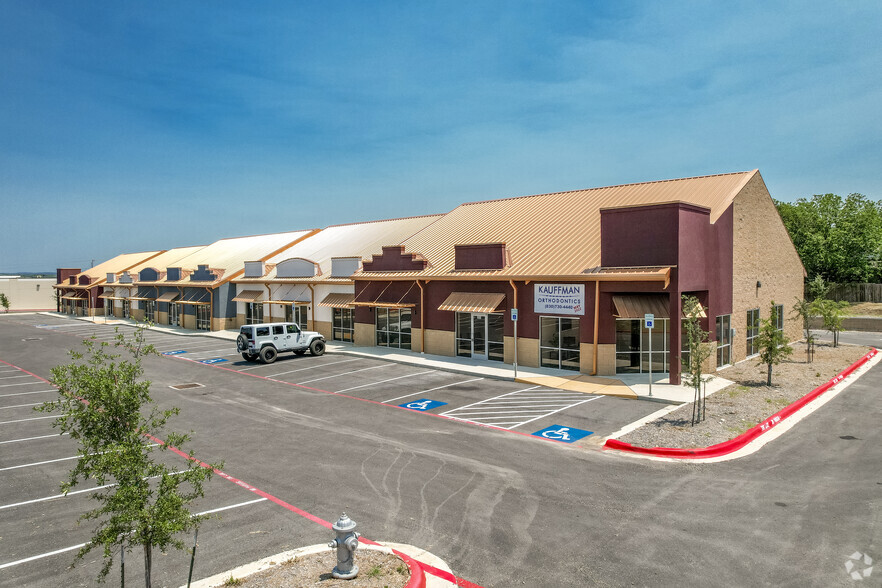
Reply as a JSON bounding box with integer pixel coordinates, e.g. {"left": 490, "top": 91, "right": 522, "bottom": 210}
{"left": 55, "top": 170, "right": 804, "bottom": 384}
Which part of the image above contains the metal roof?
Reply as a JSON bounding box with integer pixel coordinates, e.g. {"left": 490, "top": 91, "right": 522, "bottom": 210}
{"left": 355, "top": 170, "right": 757, "bottom": 280}
{"left": 149, "top": 230, "right": 318, "bottom": 287}
{"left": 234, "top": 215, "right": 444, "bottom": 283}
{"left": 58, "top": 251, "right": 164, "bottom": 288}
{"left": 124, "top": 245, "right": 206, "bottom": 279}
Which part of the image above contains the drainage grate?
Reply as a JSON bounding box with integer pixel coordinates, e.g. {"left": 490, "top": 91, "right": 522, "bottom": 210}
{"left": 169, "top": 383, "right": 204, "bottom": 391}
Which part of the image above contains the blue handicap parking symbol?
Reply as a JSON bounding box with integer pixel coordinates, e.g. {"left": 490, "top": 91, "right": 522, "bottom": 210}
{"left": 399, "top": 398, "right": 448, "bottom": 411}
{"left": 532, "top": 425, "right": 593, "bottom": 443}
{"left": 162, "top": 350, "right": 187, "bottom": 356}
{"left": 199, "top": 358, "right": 228, "bottom": 365}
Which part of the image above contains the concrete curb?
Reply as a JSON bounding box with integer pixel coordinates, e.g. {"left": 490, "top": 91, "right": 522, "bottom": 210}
{"left": 603, "top": 348, "right": 879, "bottom": 461}
{"left": 182, "top": 543, "right": 429, "bottom": 588}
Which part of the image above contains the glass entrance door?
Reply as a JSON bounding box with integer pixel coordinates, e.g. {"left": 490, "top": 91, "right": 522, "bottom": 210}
{"left": 471, "top": 313, "right": 487, "bottom": 360}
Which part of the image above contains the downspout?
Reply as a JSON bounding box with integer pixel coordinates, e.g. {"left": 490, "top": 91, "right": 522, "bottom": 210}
{"left": 307, "top": 284, "right": 315, "bottom": 331}
{"left": 205, "top": 287, "right": 213, "bottom": 331}
{"left": 264, "top": 283, "right": 273, "bottom": 323}
{"left": 416, "top": 280, "right": 425, "bottom": 354}
{"left": 509, "top": 280, "right": 518, "bottom": 377}
{"left": 592, "top": 280, "right": 600, "bottom": 376}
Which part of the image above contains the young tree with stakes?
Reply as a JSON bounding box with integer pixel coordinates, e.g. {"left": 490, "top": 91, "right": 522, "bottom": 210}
{"left": 680, "top": 295, "right": 714, "bottom": 425}
{"left": 812, "top": 298, "right": 849, "bottom": 348}
{"left": 37, "top": 324, "right": 221, "bottom": 587}
{"left": 755, "top": 301, "right": 793, "bottom": 386}
{"left": 791, "top": 298, "right": 817, "bottom": 362}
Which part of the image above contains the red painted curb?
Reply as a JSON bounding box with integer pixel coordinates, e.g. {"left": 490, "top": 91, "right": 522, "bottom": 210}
{"left": 604, "top": 348, "right": 878, "bottom": 459}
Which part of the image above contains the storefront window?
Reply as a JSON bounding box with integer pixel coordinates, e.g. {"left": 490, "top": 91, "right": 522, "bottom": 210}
{"left": 376, "top": 308, "right": 411, "bottom": 349}
{"left": 456, "top": 312, "right": 504, "bottom": 361}
{"left": 246, "top": 302, "right": 263, "bottom": 325}
{"left": 144, "top": 300, "right": 156, "bottom": 323}
{"left": 122, "top": 299, "right": 130, "bottom": 319}
{"left": 540, "top": 316, "right": 580, "bottom": 371}
{"left": 333, "top": 308, "right": 354, "bottom": 342}
{"left": 169, "top": 303, "right": 181, "bottom": 327}
{"left": 716, "top": 314, "right": 732, "bottom": 367}
{"left": 616, "top": 318, "right": 670, "bottom": 374}
{"left": 196, "top": 305, "right": 211, "bottom": 331}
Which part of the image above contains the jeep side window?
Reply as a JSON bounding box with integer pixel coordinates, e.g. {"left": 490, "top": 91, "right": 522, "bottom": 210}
{"left": 286, "top": 324, "right": 300, "bottom": 334}
{"left": 256, "top": 327, "right": 270, "bottom": 337}
{"left": 272, "top": 325, "right": 284, "bottom": 335}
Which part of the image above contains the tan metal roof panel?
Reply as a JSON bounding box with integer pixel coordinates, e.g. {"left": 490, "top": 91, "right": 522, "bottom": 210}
{"left": 156, "top": 292, "right": 180, "bottom": 303}
{"left": 357, "top": 170, "right": 756, "bottom": 280}
{"left": 438, "top": 292, "right": 506, "bottom": 313}
{"left": 242, "top": 215, "right": 444, "bottom": 283}
{"left": 318, "top": 293, "right": 355, "bottom": 308}
{"left": 612, "top": 295, "right": 670, "bottom": 319}
{"left": 231, "top": 290, "right": 264, "bottom": 302}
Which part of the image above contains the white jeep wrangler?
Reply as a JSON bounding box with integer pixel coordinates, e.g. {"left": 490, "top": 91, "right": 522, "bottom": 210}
{"left": 237, "top": 322, "right": 326, "bottom": 364}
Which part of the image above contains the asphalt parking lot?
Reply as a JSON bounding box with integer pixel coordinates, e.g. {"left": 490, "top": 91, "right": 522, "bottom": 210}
{"left": 4, "top": 314, "right": 879, "bottom": 588}
{"left": 0, "top": 314, "right": 662, "bottom": 587}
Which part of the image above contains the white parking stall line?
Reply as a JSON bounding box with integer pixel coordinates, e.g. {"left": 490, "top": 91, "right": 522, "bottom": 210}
{"left": 0, "top": 390, "right": 56, "bottom": 398}
{"left": 0, "top": 444, "right": 159, "bottom": 472}
{"left": 0, "top": 402, "right": 42, "bottom": 411}
{"left": 511, "top": 396, "right": 602, "bottom": 430}
{"left": 0, "top": 369, "right": 23, "bottom": 374}
{"left": 440, "top": 388, "right": 601, "bottom": 430}
{"left": 263, "top": 358, "right": 363, "bottom": 378}
{"left": 383, "top": 377, "right": 484, "bottom": 404}
{"left": 0, "top": 375, "right": 30, "bottom": 381}
{"left": 296, "top": 364, "right": 387, "bottom": 385}
{"left": 156, "top": 342, "right": 229, "bottom": 352}
{"left": 335, "top": 370, "right": 436, "bottom": 394}
{"left": 0, "top": 498, "right": 268, "bottom": 570}
{"left": 0, "top": 415, "right": 56, "bottom": 425}
{"left": 0, "top": 469, "right": 189, "bottom": 511}
{"left": 0, "top": 381, "right": 45, "bottom": 388}
{"left": 0, "top": 433, "right": 68, "bottom": 445}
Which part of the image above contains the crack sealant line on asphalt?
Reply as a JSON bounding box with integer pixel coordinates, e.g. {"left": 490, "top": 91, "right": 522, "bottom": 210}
{"left": 0, "top": 355, "right": 483, "bottom": 587}
{"left": 604, "top": 348, "right": 880, "bottom": 462}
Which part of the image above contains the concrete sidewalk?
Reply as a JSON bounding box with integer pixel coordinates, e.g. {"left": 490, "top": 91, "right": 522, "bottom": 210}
{"left": 50, "top": 313, "right": 732, "bottom": 404}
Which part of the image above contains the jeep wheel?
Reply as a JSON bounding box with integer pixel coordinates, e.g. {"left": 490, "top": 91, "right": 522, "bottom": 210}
{"left": 259, "top": 346, "right": 278, "bottom": 364}
{"left": 309, "top": 339, "right": 326, "bottom": 356}
{"left": 294, "top": 349, "right": 307, "bottom": 356}
{"left": 241, "top": 352, "right": 258, "bottom": 362}
{"left": 236, "top": 334, "right": 248, "bottom": 352}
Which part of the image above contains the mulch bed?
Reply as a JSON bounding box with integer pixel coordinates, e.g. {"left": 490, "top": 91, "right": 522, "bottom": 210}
{"left": 619, "top": 342, "right": 871, "bottom": 449}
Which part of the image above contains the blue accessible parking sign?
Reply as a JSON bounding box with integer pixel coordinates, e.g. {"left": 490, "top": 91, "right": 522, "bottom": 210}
{"left": 532, "top": 425, "right": 593, "bottom": 443}
{"left": 399, "top": 399, "right": 448, "bottom": 411}
{"left": 163, "top": 350, "right": 187, "bottom": 356}
{"left": 199, "top": 358, "right": 228, "bottom": 365}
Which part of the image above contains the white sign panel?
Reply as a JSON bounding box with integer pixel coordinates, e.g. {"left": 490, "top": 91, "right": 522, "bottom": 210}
{"left": 534, "top": 284, "right": 585, "bottom": 316}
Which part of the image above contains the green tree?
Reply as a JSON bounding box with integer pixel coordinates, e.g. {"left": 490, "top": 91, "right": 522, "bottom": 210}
{"left": 0, "top": 292, "right": 9, "bottom": 312}
{"left": 812, "top": 298, "right": 849, "bottom": 347}
{"left": 755, "top": 301, "right": 793, "bottom": 386}
{"left": 680, "top": 295, "right": 714, "bottom": 424}
{"left": 791, "top": 297, "right": 817, "bottom": 360}
{"left": 776, "top": 193, "right": 882, "bottom": 283}
{"left": 37, "top": 325, "right": 221, "bottom": 587}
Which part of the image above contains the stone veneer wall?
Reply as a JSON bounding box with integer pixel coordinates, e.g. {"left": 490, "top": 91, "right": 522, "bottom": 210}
{"left": 730, "top": 173, "right": 805, "bottom": 365}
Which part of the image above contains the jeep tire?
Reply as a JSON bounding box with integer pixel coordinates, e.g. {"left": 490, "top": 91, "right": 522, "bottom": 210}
{"left": 259, "top": 346, "right": 278, "bottom": 364}
{"left": 236, "top": 334, "right": 249, "bottom": 352}
{"left": 309, "top": 339, "right": 326, "bottom": 357}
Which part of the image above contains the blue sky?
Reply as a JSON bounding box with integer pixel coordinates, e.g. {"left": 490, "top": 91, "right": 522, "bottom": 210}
{"left": 1, "top": 1, "right": 880, "bottom": 272}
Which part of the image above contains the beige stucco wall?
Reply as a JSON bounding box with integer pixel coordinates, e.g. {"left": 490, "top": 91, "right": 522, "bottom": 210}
{"left": 354, "top": 322, "right": 375, "bottom": 347}
{"left": 181, "top": 313, "right": 195, "bottom": 330}
{"left": 424, "top": 329, "right": 455, "bottom": 357}
{"left": 212, "top": 317, "right": 237, "bottom": 331}
{"left": 730, "top": 173, "right": 805, "bottom": 366}
{"left": 314, "top": 320, "right": 332, "bottom": 340}
{"left": 0, "top": 278, "right": 56, "bottom": 311}
{"left": 130, "top": 309, "right": 146, "bottom": 321}
{"left": 580, "top": 343, "right": 617, "bottom": 376}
